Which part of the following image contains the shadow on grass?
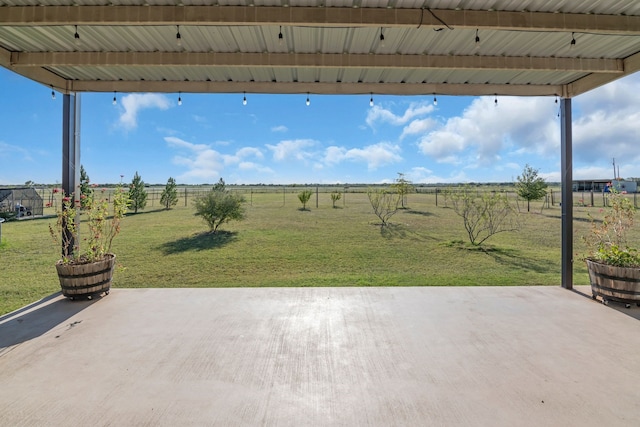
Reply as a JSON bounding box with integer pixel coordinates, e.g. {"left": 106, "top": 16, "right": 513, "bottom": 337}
{"left": 378, "top": 223, "right": 437, "bottom": 242}
{"left": 160, "top": 230, "right": 237, "bottom": 254}
{"left": 443, "top": 240, "right": 551, "bottom": 273}
{"left": 402, "top": 210, "right": 434, "bottom": 217}
{"left": 125, "top": 208, "right": 168, "bottom": 217}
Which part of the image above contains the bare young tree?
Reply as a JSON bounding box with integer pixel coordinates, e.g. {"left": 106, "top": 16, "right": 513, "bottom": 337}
{"left": 449, "top": 186, "right": 520, "bottom": 246}
{"left": 367, "top": 188, "right": 401, "bottom": 227}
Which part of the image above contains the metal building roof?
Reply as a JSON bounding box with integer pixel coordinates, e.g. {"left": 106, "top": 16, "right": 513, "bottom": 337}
{"left": 1, "top": 0, "right": 639, "bottom": 97}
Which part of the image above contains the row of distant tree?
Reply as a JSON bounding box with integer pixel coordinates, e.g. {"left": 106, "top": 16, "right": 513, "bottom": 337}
{"left": 79, "top": 166, "right": 179, "bottom": 213}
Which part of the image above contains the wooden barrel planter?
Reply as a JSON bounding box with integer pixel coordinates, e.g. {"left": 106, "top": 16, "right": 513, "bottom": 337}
{"left": 55, "top": 254, "right": 115, "bottom": 300}
{"left": 586, "top": 259, "right": 640, "bottom": 306}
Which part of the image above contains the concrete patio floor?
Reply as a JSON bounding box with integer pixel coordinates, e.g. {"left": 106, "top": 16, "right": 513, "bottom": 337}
{"left": 1, "top": 286, "right": 639, "bottom": 426}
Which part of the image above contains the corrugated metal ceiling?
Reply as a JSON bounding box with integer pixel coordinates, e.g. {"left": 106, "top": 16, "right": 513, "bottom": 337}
{"left": 0, "top": 0, "right": 639, "bottom": 96}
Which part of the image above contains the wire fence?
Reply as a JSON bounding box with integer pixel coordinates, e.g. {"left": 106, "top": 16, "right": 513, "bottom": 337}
{"left": 11, "top": 184, "right": 640, "bottom": 218}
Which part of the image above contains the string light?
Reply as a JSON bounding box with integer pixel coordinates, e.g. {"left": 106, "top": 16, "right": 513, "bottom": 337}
{"left": 51, "top": 85, "right": 55, "bottom": 100}
{"left": 112, "top": 91, "right": 117, "bottom": 105}
{"left": 555, "top": 96, "right": 559, "bottom": 104}
{"left": 176, "top": 25, "right": 182, "bottom": 47}
{"left": 74, "top": 25, "right": 80, "bottom": 46}
{"left": 306, "top": 92, "right": 310, "bottom": 106}
{"left": 178, "top": 91, "right": 182, "bottom": 106}
{"left": 243, "top": 91, "right": 247, "bottom": 106}
{"left": 570, "top": 32, "right": 576, "bottom": 48}
{"left": 278, "top": 26, "right": 283, "bottom": 46}
{"left": 433, "top": 94, "right": 438, "bottom": 106}
{"left": 379, "top": 27, "right": 385, "bottom": 47}
{"left": 369, "top": 93, "right": 374, "bottom": 107}
{"left": 475, "top": 29, "right": 480, "bottom": 49}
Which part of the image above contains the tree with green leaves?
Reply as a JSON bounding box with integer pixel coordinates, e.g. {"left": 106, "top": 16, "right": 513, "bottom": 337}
{"left": 330, "top": 191, "right": 342, "bottom": 208}
{"left": 448, "top": 186, "right": 520, "bottom": 246}
{"left": 160, "top": 177, "right": 179, "bottom": 210}
{"left": 391, "top": 172, "right": 414, "bottom": 208}
{"left": 367, "top": 188, "right": 401, "bottom": 227}
{"left": 516, "top": 164, "right": 548, "bottom": 212}
{"left": 194, "top": 180, "right": 246, "bottom": 233}
{"left": 128, "top": 171, "right": 148, "bottom": 214}
{"left": 298, "top": 189, "right": 313, "bottom": 210}
{"left": 79, "top": 165, "right": 94, "bottom": 209}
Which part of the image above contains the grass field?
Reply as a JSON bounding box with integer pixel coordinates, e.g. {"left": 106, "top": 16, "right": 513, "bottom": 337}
{"left": 0, "top": 187, "right": 615, "bottom": 316}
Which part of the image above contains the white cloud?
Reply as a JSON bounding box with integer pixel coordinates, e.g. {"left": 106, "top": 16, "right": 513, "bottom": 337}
{"left": 400, "top": 118, "right": 436, "bottom": 140}
{"left": 271, "top": 125, "right": 288, "bottom": 132}
{"left": 0, "top": 141, "right": 32, "bottom": 161}
{"left": 366, "top": 102, "right": 434, "bottom": 128}
{"left": 416, "top": 97, "right": 559, "bottom": 166}
{"left": 165, "top": 136, "right": 268, "bottom": 183}
{"left": 267, "top": 139, "right": 317, "bottom": 162}
{"left": 323, "top": 142, "right": 402, "bottom": 170}
{"left": 118, "top": 94, "right": 171, "bottom": 130}
{"left": 238, "top": 162, "right": 274, "bottom": 173}
{"left": 573, "top": 74, "right": 640, "bottom": 166}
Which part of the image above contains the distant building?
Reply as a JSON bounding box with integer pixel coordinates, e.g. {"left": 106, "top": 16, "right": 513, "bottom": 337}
{"left": 573, "top": 179, "right": 638, "bottom": 193}
{"left": 0, "top": 187, "right": 44, "bottom": 218}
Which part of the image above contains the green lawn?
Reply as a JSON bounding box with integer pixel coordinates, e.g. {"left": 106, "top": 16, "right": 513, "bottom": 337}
{"left": 0, "top": 188, "right": 603, "bottom": 316}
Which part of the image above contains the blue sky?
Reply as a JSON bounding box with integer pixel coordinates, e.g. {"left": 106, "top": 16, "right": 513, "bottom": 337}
{"left": 1, "top": 67, "right": 639, "bottom": 186}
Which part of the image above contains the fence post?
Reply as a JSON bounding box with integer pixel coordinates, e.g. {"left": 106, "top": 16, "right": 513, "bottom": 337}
{"left": 316, "top": 186, "right": 319, "bottom": 208}
{"left": 435, "top": 188, "right": 438, "bottom": 207}
{"left": 185, "top": 188, "right": 188, "bottom": 207}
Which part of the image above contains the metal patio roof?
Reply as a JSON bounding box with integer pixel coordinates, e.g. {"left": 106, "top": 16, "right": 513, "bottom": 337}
{"left": 1, "top": 1, "right": 639, "bottom": 97}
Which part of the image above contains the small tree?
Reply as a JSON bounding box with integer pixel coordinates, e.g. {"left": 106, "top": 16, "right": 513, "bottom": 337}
{"left": 449, "top": 186, "right": 519, "bottom": 246}
{"left": 194, "top": 181, "right": 246, "bottom": 233}
{"left": 298, "top": 189, "right": 313, "bottom": 210}
{"left": 79, "top": 165, "right": 93, "bottom": 209}
{"left": 128, "top": 171, "right": 148, "bottom": 214}
{"left": 160, "top": 177, "right": 179, "bottom": 210}
{"left": 516, "top": 164, "right": 548, "bottom": 212}
{"left": 330, "top": 191, "right": 342, "bottom": 208}
{"left": 367, "top": 188, "right": 401, "bottom": 227}
{"left": 391, "top": 172, "right": 414, "bottom": 209}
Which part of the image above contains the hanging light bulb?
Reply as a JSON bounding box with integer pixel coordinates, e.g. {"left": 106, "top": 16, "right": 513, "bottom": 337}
{"left": 494, "top": 94, "right": 498, "bottom": 107}
{"left": 112, "top": 91, "right": 117, "bottom": 105}
{"left": 570, "top": 32, "right": 576, "bottom": 49}
{"left": 475, "top": 29, "right": 480, "bottom": 49}
{"left": 379, "top": 28, "right": 385, "bottom": 48}
{"left": 178, "top": 92, "right": 182, "bottom": 106}
{"left": 50, "top": 85, "right": 56, "bottom": 100}
{"left": 369, "top": 93, "right": 374, "bottom": 107}
{"left": 306, "top": 92, "right": 310, "bottom": 106}
{"left": 243, "top": 91, "right": 247, "bottom": 106}
{"left": 74, "top": 25, "right": 81, "bottom": 46}
{"left": 176, "top": 25, "right": 182, "bottom": 47}
{"left": 278, "top": 26, "right": 283, "bottom": 46}
{"left": 433, "top": 94, "right": 438, "bottom": 106}
{"left": 555, "top": 96, "right": 559, "bottom": 104}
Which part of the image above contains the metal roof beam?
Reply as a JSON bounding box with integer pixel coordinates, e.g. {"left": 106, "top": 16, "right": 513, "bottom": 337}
{"left": 65, "top": 80, "right": 563, "bottom": 97}
{"left": 2, "top": 6, "right": 640, "bottom": 34}
{"left": 10, "top": 52, "right": 624, "bottom": 74}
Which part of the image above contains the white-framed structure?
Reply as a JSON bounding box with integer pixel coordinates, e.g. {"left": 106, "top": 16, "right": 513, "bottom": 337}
{"left": 2, "top": 0, "right": 640, "bottom": 288}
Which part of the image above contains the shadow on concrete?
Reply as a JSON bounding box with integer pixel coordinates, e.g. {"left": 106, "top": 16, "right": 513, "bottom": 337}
{"left": 160, "top": 230, "right": 237, "bottom": 254}
{"left": 572, "top": 287, "right": 640, "bottom": 321}
{"left": 0, "top": 294, "right": 98, "bottom": 350}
